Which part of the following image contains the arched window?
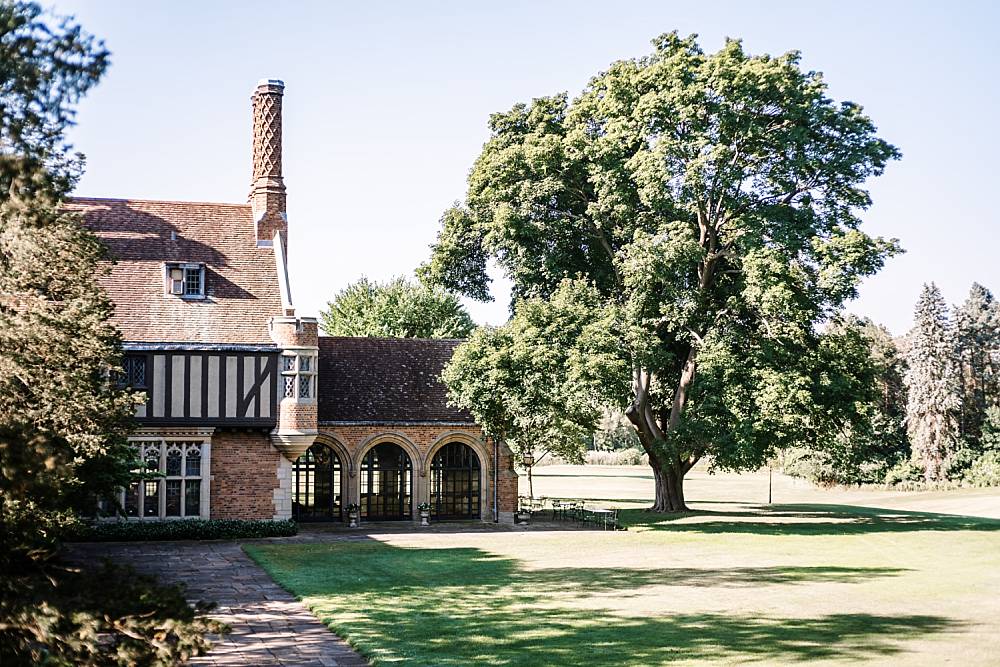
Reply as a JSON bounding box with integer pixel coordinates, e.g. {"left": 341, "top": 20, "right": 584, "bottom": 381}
{"left": 360, "top": 443, "right": 412, "bottom": 520}
{"left": 293, "top": 443, "right": 342, "bottom": 521}
{"left": 431, "top": 442, "right": 481, "bottom": 519}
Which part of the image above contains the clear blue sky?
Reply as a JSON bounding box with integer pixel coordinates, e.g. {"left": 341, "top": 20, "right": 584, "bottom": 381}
{"left": 56, "top": 0, "right": 999, "bottom": 335}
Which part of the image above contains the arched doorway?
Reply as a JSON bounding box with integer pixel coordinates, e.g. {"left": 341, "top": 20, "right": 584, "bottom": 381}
{"left": 360, "top": 443, "right": 412, "bottom": 520}
{"left": 292, "top": 443, "right": 342, "bottom": 521}
{"left": 431, "top": 442, "right": 481, "bottom": 519}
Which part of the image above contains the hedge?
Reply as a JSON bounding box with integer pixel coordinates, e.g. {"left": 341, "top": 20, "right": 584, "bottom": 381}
{"left": 68, "top": 518, "right": 298, "bottom": 542}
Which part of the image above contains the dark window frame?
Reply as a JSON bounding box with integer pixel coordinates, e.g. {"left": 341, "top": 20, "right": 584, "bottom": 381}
{"left": 430, "top": 442, "right": 481, "bottom": 519}
{"left": 360, "top": 443, "right": 412, "bottom": 521}
{"left": 292, "top": 443, "right": 343, "bottom": 522}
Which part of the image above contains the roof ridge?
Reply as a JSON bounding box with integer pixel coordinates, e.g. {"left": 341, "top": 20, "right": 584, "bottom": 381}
{"left": 69, "top": 196, "right": 251, "bottom": 208}
{"left": 319, "top": 336, "right": 466, "bottom": 343}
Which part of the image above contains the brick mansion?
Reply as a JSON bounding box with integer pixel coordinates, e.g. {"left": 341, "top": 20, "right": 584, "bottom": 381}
{"left": 70, "top": 79, "right": 518, "bottom": 524}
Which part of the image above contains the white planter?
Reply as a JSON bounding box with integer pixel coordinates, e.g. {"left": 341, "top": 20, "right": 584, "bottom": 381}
{"left": 347, "top": 512, "right": 359, "bottom": 528}
{"left": 419, "top": 510, "right": 430, "bottom": 527}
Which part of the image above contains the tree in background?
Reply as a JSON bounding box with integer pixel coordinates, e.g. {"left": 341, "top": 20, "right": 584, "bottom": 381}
{"left": 954, "top": 283, "right": 1000, "bottom": 442}
{"left": 592, "top": 410, "right": 642, "bottom": 452}
{"left": 782, "top": 317, "right": 908, "bottom": 485}
{"left": 321, "top": 276, "right": 476, "bottom": 338}
{"left": 0, "top": 3, "right": 217, "bottom": 662}
{"left": 903, "top": 283, "right": 962, "bottom": 483}
{"left": 428, "top": 33, "right": 899, "bottom": 511}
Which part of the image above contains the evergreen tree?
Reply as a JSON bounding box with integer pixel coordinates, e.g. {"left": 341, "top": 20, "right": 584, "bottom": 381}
{"left": 0, "top": 3, "right": 219, "bottom": 662}
{"left": 903, "top": 283, "right": 962, "bottom": 482}
{"left": 954, "top": 283, "right": 1000, "bottom": 441}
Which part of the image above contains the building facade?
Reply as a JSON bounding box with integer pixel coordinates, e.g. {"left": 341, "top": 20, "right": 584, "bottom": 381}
{"left": 70, "top": 79, "right": 517, "bottom": 524}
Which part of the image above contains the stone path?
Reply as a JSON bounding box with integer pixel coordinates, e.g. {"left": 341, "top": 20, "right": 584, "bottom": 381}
{"left": 68, "top": 540, "right": 367, "bottom": 666}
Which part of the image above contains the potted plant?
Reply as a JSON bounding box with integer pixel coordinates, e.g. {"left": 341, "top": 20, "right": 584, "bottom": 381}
{"left": 345, "top": 503, "right": 360, "bottom": 528}
{"left": 417, "top": 502, "right": 431, "bottom": 527}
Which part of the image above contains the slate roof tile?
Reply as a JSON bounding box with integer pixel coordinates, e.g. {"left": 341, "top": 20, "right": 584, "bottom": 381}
{"left": 318, "top": 337, "right": 472, "bottom": 423}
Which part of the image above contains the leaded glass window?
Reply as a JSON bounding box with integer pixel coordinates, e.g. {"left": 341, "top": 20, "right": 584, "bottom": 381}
{"left": 120, "top": 356, "right": 146, "bottom": 388}
{"left": 431, "top": 443, "right": 482, "bottom": 519}
{"left": 114, "top": 440, "right": 207, "bottom": 520}
{"left": 280, "top": 351, "right": 317, "bottom": 401}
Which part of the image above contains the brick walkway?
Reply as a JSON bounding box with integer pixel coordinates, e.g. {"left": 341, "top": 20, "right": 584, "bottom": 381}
{"left": 68, "top": 540, "right": 367, "bottom": 666}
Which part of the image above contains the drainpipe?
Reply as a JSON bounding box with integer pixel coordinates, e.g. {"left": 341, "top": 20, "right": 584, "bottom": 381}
{"left": 493, "top": 438, "right": 499, "bottom": 523}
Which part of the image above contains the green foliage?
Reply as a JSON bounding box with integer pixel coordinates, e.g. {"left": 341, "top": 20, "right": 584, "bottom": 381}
{"left": 585, "top": 447, "right": 649, "bottom": 466}
{"left": 883, "top": 459, "right": 925, "bottom": 487}
{"left": 780, "top": 317, "right": 908, "bottom": 486}
{"left": 429, "top": 32, "right": 899, "bottom": 510}
{"left": 0, "top": 4, "right": 219, "bottom": 663}
{"left": 69, "top": 518, "right": 298, "bottom": 542}
{"left": 443, "top": 279, "right": 626, "bottom": 465}
{"left": 320, "top": 275, "right": 476, "bottom": 338}
{"left": 903, "top": 284, "right": 962, "bottom": 482}
{"left": 963, "top": 451, "right": 1000, "bottom": 488}
{"left": 980, "top": 406, "right": 1000, "bottom": 451}
{"left": 954, "top": 284, "right": 1000, "bottom": 442}
{"left": 0, "top": 0, "right": 109, "bottom": 195}
{"left": 593, "top": 411, "right": 641, "bottom": 451}
{"left": 0, "top": 560, "right": 223, "bottom": 666}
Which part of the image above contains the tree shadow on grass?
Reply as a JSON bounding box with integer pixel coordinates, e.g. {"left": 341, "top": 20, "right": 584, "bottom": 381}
{"left": 619, "top": 503, "right": 1000, "bottom": 536}
{"left": 246, "top": 542, "right": 955, "bottom": 666}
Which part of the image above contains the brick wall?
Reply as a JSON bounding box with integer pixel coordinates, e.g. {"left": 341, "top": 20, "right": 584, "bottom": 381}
{"left": 279, "top": 402, "right": 317, "bottom": 432}
{"left": 210, "top": 429, "right": 283, "bottom": 519}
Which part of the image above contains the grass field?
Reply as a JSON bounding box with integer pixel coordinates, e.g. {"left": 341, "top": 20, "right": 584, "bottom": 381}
{"left": 246, "top": 465, "right": 1000, "bottom": 666}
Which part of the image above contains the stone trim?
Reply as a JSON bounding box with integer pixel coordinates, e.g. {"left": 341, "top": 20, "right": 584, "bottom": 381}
{"left": 353, "top": 431, "right": 423, "bottom": 476}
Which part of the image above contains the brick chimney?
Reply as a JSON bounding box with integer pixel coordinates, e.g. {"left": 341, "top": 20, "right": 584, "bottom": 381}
{"left": 250, "top": 78, "right": 287, "bottom": 247}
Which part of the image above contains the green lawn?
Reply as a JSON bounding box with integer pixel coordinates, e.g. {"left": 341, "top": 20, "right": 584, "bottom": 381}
{"left": 246, "top": 466, "right": 1000, "bottom": 665}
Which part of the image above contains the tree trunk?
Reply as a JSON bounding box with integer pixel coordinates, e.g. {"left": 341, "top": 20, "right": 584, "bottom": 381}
{"left": 650, "top": 457, "right": 689, "bottom": 512}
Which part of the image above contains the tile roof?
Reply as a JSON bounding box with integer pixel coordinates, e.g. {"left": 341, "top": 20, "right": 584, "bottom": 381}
{"left": 318, "top": 337, "right": 473, "bottom": 423}
{"left": 68, "top": 197, "right": 282, "bottom": 345}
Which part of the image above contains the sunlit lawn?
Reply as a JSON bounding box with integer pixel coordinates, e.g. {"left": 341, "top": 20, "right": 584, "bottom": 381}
{"left": 246, "top": 465, "right": 1000, "bottom": 665}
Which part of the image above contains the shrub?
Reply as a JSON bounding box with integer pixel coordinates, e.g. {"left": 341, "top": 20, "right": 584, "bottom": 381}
{"left": 1, "top": 561, "right": 225, "bottom": 665}
{"left": 585, "top": 448, "right": 648, "bottom": 466}
{"left": 69, "top": 518, "right": 298, "bottom": 542}
{"left": 964, "top": 451, "right": 1000, "bottom": 487}
{"left": 884, "top": 458, "right": 925, "bottom": 486}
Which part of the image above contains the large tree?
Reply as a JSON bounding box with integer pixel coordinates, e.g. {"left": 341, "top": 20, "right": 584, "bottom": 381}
{"left": 903, "top": 284, "right": 961, "bottom": 483}
{"left": 321, "top": 275, "right": 476, "bottom": 338}
{"left": 954, "top": 283, "right": 1000, "bottom": 442}
{"left": 425, "top": 33, "right": 900, "bottom": 511}
{"left": 0, "top": 3, "right": 217, "bottom": 662}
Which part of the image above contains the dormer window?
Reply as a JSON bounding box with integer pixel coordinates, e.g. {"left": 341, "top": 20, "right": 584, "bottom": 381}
{"left": 165, "top": 263, "right": 205, "bottom": 299}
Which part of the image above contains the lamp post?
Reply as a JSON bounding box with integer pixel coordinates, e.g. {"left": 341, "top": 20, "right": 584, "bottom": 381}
{"left": 522, "top": 451, "right": 535, "bottom": 500}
